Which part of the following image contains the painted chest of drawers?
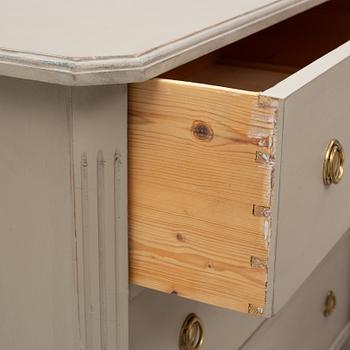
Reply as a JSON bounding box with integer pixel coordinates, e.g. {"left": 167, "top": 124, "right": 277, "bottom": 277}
{"left": 0, "top": 0, "right": 350, "bottom": 349}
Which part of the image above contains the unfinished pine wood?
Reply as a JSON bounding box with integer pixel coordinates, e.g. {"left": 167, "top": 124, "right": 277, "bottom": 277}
{"left": 163, "top": 52, "right": 295, "bottom": 91}
{"left": 170, "top": 64, "right": 292, "bottom": 91}
{"left": 219, "top": 0, "right": 350, "bottom": 70}
{"left": 128, "top": 78, "right": 278, "bottom": 313}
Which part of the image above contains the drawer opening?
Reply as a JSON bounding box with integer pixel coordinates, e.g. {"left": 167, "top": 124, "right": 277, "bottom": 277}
{"left": 128, "top": 0, "right": 350, "bottom": 315}
{"left": 163, "top": 0, "right": 350, "bottom": 91}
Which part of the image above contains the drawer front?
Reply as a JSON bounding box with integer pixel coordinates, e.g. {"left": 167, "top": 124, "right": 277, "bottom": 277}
{"left": 130, "top": 286, "right": 264, "bottom": 350}
{"left": 130, "top": 232, "right": 350, "bottom": 350}
{"left": 267, "top": 41, "right": 350, "bottom": 312}
{"left": 128, "top": 80, "right": 277, "bottom": 313}
{"left": 241, "top": 231, "right": 350, "bottom": 350}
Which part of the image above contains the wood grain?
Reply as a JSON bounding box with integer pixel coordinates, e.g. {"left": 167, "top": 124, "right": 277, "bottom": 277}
{"left": 219, "top": 0, "right": 350, "bottom": 70}
{"left": 128, "top": 78, "right": 277, "bottom": 313}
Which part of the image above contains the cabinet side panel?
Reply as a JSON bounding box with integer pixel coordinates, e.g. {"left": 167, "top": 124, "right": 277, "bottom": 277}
{"left": 0, "top": 77, "right": 78, "bottom": 349}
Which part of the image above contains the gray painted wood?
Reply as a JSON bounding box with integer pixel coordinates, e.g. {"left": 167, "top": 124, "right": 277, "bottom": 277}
{"left": 129, "top": 287, "right": 264, "bottom": 350}
{"left": 0, "top": 0, "right": 327, "bottom": 85}
{"left": 0, "top": 77, "right": 129, "bottom": 350}
{"left": 0, "top": 77, "right": 78, "bottom": 349}
{"left": 339, "top": 331, "right": 350, "bottom": 350}
{"left": 129, "top": 231, "right": 350, "bottom": 350}
{"left": 264, "top": 40, "right": 350, "bottom": 313}
{"left": 71, "top": 85, "right": 129, "bottom": 350}
{"left": 332, "top": 324, "right": 350, "bottom": 350}
{"left": 241, "top": 231, "right": 350, "bottom": 350}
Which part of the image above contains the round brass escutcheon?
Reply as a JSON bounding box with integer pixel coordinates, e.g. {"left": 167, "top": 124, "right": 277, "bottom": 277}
{"left": 179, "top": 313, "right": 204, "bottom": 350}
{"left": 323, "top": 139, "right": 345, "bottom": 185}
{"left": 324, "top": 290, "right": 336, "bottom": 317}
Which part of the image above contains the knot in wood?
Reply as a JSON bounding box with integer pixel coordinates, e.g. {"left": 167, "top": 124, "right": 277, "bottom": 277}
{"left": 191, "top": 120, "right": 214, "bottom": 141}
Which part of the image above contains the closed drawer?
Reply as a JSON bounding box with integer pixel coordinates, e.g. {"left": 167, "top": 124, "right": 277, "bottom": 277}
{"left": 130, "top": 286, "right": 263, "bottom": 350}
{"left": 128, "top": 0, "right": 350, "bottom": 315}
{"left": 130, "top": 231, "right": 350, "bottom": 350}
{"left": 241, "top": 230, "right": 350, "bottom": 350}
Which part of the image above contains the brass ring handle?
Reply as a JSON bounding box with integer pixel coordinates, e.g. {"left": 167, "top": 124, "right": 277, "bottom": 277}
{"left": 323, "top": 139, "right": 345, "bottom": 185}
{"left": 324, "top": 290, "right": 336, "bottom": 317}
{"left": 179, "top": 313, "right": 204, "bottom": 350}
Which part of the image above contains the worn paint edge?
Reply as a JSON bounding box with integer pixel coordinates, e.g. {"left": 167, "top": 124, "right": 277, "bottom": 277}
{"left": 0, "top": 0, "right": 328, "bottom": 85}
{"left": 254, "top": 94, "right": 281, "bottom": 317}
{"left": 260, "top": 96, "right": 284, "bottom": 317}
{"left": 328, "top": 322, "right": 350, "bottom": 350}
{"left": 66, "top": 87, "right": 86, "bottom": 350}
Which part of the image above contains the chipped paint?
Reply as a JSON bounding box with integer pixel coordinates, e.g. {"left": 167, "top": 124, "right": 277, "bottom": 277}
{"left": 264, "top": 219, "right": 270, "bottom": 243}
{"left": 254, "top": 95, "right": 280, "bottom": 313}
{"left": 256, "top": 151, "right": 275, "bottom": 165}
{"left": 248, "top": 304, "right": 264, "bottom": 316}
{"left": 247, "top": 132, "right": 272, "bottom": 148}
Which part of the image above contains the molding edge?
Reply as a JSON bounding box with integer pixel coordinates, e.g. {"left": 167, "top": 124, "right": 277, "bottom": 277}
{"left": 0, "top": 0, "right": 327, "bottom": 85}
{"left": 329, "top": 322, "right": 350, "bottom": 350}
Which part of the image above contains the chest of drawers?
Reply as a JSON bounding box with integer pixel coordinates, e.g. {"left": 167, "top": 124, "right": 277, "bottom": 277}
{"left": 0, "top": 0, "right": 350, "bottom": 349}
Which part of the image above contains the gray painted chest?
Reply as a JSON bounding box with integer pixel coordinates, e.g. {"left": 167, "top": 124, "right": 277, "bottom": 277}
{"left": 0, "top": 0, "right": 350, "bottom": 349}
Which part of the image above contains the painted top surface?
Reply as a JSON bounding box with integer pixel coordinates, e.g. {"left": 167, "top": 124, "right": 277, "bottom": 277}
{"left": 0, "top": 0, "right": 327, "bottom": 84}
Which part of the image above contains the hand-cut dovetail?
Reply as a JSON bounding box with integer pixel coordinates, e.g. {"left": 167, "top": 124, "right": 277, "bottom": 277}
{"left": 257, "top": 136, "right": 272, "bottom": 148}
{"left": 248, "top": 304, "right": 264, "bottom": 316}
{"left": 253, "top": 204, "right": 271, "bottom": 217}
{"left": 256, "top": 151, "right": 275, "bottom": 165}
{"left": 257, "top": 95, "right": 279, "bottom": 109}
{"left": 250, "top": 256, "right": 267, "bottom": 270}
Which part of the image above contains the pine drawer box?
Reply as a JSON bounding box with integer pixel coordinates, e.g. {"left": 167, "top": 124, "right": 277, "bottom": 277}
{"left": 128, "top": 0, "right": 350, "bottom": 316}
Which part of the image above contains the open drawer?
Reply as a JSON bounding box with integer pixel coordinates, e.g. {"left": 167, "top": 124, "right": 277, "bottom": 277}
{"left": 128, "top": 0, "right": 350, "bottom": 316}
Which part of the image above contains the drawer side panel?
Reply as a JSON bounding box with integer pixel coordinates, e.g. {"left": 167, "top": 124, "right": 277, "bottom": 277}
{"left": 128, "top": 79, "right": 277, "bottom": 313}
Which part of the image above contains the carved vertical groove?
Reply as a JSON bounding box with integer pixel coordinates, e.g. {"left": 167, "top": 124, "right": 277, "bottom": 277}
{"left": 114, "top": 151, "right": 122, "bottom": 347}
{"left": 81, "top": 152, "right": 93, "bottom": 349}
{"left": 73, "top": 85, "right": 128, "bottom": 350}
{"left": 97, "top": 151, "right": 108, "bottom": 350}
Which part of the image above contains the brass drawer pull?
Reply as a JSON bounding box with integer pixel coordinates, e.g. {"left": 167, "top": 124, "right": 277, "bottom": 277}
{"left": 179, "top": 313, "right": 204, "bottom": 350}
{"left": 323, "top": 139, "right": 345, "bottom": 185}
{"left": 324, "top": 290, "right": 336, "bottom": 317}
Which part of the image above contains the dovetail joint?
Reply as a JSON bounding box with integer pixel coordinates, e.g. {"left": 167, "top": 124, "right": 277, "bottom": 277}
{"left": 250, "top": 256, "right": 267, "bottom": 270}
{"left": 256, "top": 151, "right": 274, "bottom": 165}
{"left": 258, "top": 95, "right": 278, "bottom": 109}
{"left": 248, "top": 304, "right": 264, "bottom": 316}
{"left": 253, "top": 205, "right": 271, "bottom": 217}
